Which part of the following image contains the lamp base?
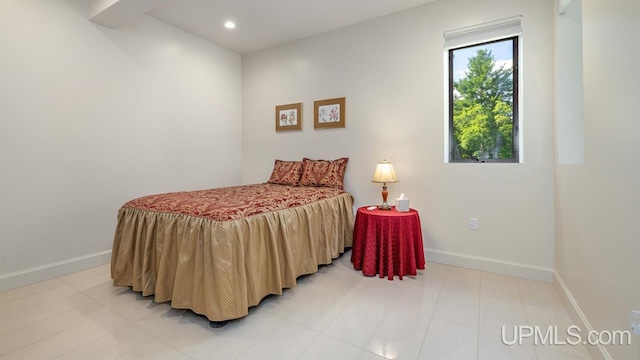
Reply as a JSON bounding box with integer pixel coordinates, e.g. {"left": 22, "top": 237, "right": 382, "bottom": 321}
{"left": 378, "top": 203, "right": 392, "bottom": 210}
{"left": 379, "top": 183, "right": 392, "bottom": 210}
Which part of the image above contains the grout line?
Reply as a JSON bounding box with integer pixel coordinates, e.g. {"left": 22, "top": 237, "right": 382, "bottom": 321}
{"left": 0, "top": 296, "right": 109, "bottom": 356}
{"left": 0, "top": 307, "right": 118, "bottom": 359}
{"left": 50, "top": 331, "right": 112, "bottom": 360}
{"left": 516, "top": 278, "right": 540, "bottom": 360}
{"left": 295, "top": 328, "right": 324, "bottom": 359}
{"left": 2, "top": 255, "right": 581, "bottom": 360}
{"left": 0, "top": 283, "right": 78, "bottom": 320}
{"left": 57, "top": 266, "right": 112, "bottom": 293}
{"left": 0, "top": 279, "right": 69, "bottom": 306}
{"left": 476, "top": 274, "right": 482, "bottom": 360}
{"left": 68, "top": 271, "right": 169, "bottom": 360}
{"left": 232, "top": 262, "right": 348, "bottom": 359}
{"left": 0, "top": 303, "right": 86, "bottom": 337}
{"left": 357, "top": 302, "right": 392, "bottom": 355}
{"left": 82, "top": 288, "right": 199, "bottom": 359}
{"left": 415, "top": 265, "right": 448, "bottom": 359}
{"left": 517, "top": 274, "right": 583, "bottom": 356}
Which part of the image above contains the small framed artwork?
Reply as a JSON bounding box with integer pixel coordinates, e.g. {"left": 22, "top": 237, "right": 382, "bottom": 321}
{"left": 314, "top": 97, "right": 346, "bottom": 129}
{"left": 275, "top": 103, "right": 302, "bottom": 131}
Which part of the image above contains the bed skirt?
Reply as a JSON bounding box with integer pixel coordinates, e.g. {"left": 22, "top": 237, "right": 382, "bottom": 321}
{"left": 111, "top": 193, "right": 354, "bottom": 321}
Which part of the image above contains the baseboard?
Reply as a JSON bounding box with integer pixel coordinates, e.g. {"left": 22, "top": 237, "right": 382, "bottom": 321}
{"left": 553, "top": 271, "right": 611, "bottom": 360}
{"left": 425, "top": 248, "right": 554, "bottom": 283}
{"left": 0, "top": 250, "right": 112, "bottom": 292}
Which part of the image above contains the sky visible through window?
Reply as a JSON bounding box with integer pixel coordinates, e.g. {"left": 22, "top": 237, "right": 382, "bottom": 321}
{"left": 452, "top": 40, "right": 513, "bottom": 82}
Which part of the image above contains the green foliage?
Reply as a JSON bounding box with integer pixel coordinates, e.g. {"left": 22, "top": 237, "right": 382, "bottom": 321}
{"left": 453, "top": 48, "right": 514, "bottom": 160}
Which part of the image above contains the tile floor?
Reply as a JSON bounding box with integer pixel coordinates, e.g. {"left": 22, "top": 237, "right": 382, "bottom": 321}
{"left": 0, "top": 251, "right": 595, "bottom": 360}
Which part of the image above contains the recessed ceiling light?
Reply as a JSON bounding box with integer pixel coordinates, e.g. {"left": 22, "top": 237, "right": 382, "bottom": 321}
{"left": 224, "top": 21, "right": 236, "bottom": 29}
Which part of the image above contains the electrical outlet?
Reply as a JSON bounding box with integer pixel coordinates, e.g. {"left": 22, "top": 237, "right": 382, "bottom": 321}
{"left": 469, "top": 218, "right": 479, "bottom": 231}
{"left": 631, "top": 310, "right": 640, "bottom": 335}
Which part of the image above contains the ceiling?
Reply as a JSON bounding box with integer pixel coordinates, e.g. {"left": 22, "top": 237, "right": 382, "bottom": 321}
{"left": 146, "top": 0, "right": 439, "bottom": 54}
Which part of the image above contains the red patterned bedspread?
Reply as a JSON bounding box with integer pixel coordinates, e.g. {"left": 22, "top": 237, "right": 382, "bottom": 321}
{"left": 122, "top": 183, "right": 348, "bottom": 222}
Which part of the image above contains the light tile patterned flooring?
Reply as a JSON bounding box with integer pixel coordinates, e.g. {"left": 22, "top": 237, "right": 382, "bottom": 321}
{"left": 0, "top": 251, "right": 595, "bottom": 360}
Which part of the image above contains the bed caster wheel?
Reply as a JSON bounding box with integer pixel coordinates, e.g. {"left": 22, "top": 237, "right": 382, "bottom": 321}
{"left": 209, "top": 320, "right": 229, "bottom": 328}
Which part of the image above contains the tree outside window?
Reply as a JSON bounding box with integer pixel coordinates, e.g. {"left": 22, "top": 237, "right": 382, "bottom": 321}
{"left": 449, "top": 37, "right": 519, "bottom": 162}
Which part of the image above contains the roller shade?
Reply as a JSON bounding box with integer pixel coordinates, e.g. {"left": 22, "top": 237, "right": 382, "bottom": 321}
{"left": 444, "top": 16, "right": 522, "bottom": 49}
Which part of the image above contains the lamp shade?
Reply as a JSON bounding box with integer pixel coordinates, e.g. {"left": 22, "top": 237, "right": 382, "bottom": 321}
{"left": 371, "top": 160, "right": 399, "bottom": 183}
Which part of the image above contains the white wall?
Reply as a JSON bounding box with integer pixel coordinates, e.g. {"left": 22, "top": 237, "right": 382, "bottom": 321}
{"left": 242, "top": 0, "right": 556, "bottom": 279}
{"left": 0, "top": 0, "right": 242, "bottom": 289}
{"left": 554, "top": 0, "right": 640, "bottom": 358}
{"left": 556, "top": 0, "right": 585, "bottom": 164}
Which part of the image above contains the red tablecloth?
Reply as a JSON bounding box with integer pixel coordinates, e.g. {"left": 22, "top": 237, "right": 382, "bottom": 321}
{"left": 351, "top": 206, "right": 426, "bottom": 280}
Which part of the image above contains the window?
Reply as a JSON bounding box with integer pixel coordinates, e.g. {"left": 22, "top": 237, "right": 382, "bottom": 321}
{"left": 444, "top": 16, "right": 522, "bottom": 163}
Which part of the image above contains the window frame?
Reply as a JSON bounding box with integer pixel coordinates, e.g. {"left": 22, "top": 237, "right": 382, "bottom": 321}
{"left": 447, "top": 36, "right": 520, "bottom": 163}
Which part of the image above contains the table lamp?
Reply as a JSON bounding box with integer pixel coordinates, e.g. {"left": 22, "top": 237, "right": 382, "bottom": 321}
{"left": 371, "top": 159, "right": 399, "bottom": 210}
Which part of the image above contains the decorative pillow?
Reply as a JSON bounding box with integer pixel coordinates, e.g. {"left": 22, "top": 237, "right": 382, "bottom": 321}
{"left": 299, "top": 157, "right": 349, "bottom": 189}
{"left": 267, "top": 160, "right": 303, "bottom": 186}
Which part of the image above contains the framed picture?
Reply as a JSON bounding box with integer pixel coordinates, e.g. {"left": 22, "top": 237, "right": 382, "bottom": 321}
{"left": 314, "top": 97, "right": 346, "bottom": 129}
{"left": 275, "top": 103, "right": 302, "bottom": 131}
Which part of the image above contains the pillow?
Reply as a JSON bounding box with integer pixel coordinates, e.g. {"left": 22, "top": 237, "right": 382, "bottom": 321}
{"left": 299, "top": 157, "right": 349, "bottom": 189}
{"left": 267, "top": 160, "right": 303, "bottom": 186}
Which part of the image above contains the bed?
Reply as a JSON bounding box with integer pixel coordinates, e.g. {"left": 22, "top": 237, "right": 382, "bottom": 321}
{"left": 110, "top": 158, "right": 353, "bottom": 324}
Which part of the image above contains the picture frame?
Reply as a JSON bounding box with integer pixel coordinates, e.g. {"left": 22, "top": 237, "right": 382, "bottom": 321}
{"left": 314, "top": 97, "right": 346, "bottom": 129}
{"left": 275, "top": 103, "right": 302, "bottom": 131}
